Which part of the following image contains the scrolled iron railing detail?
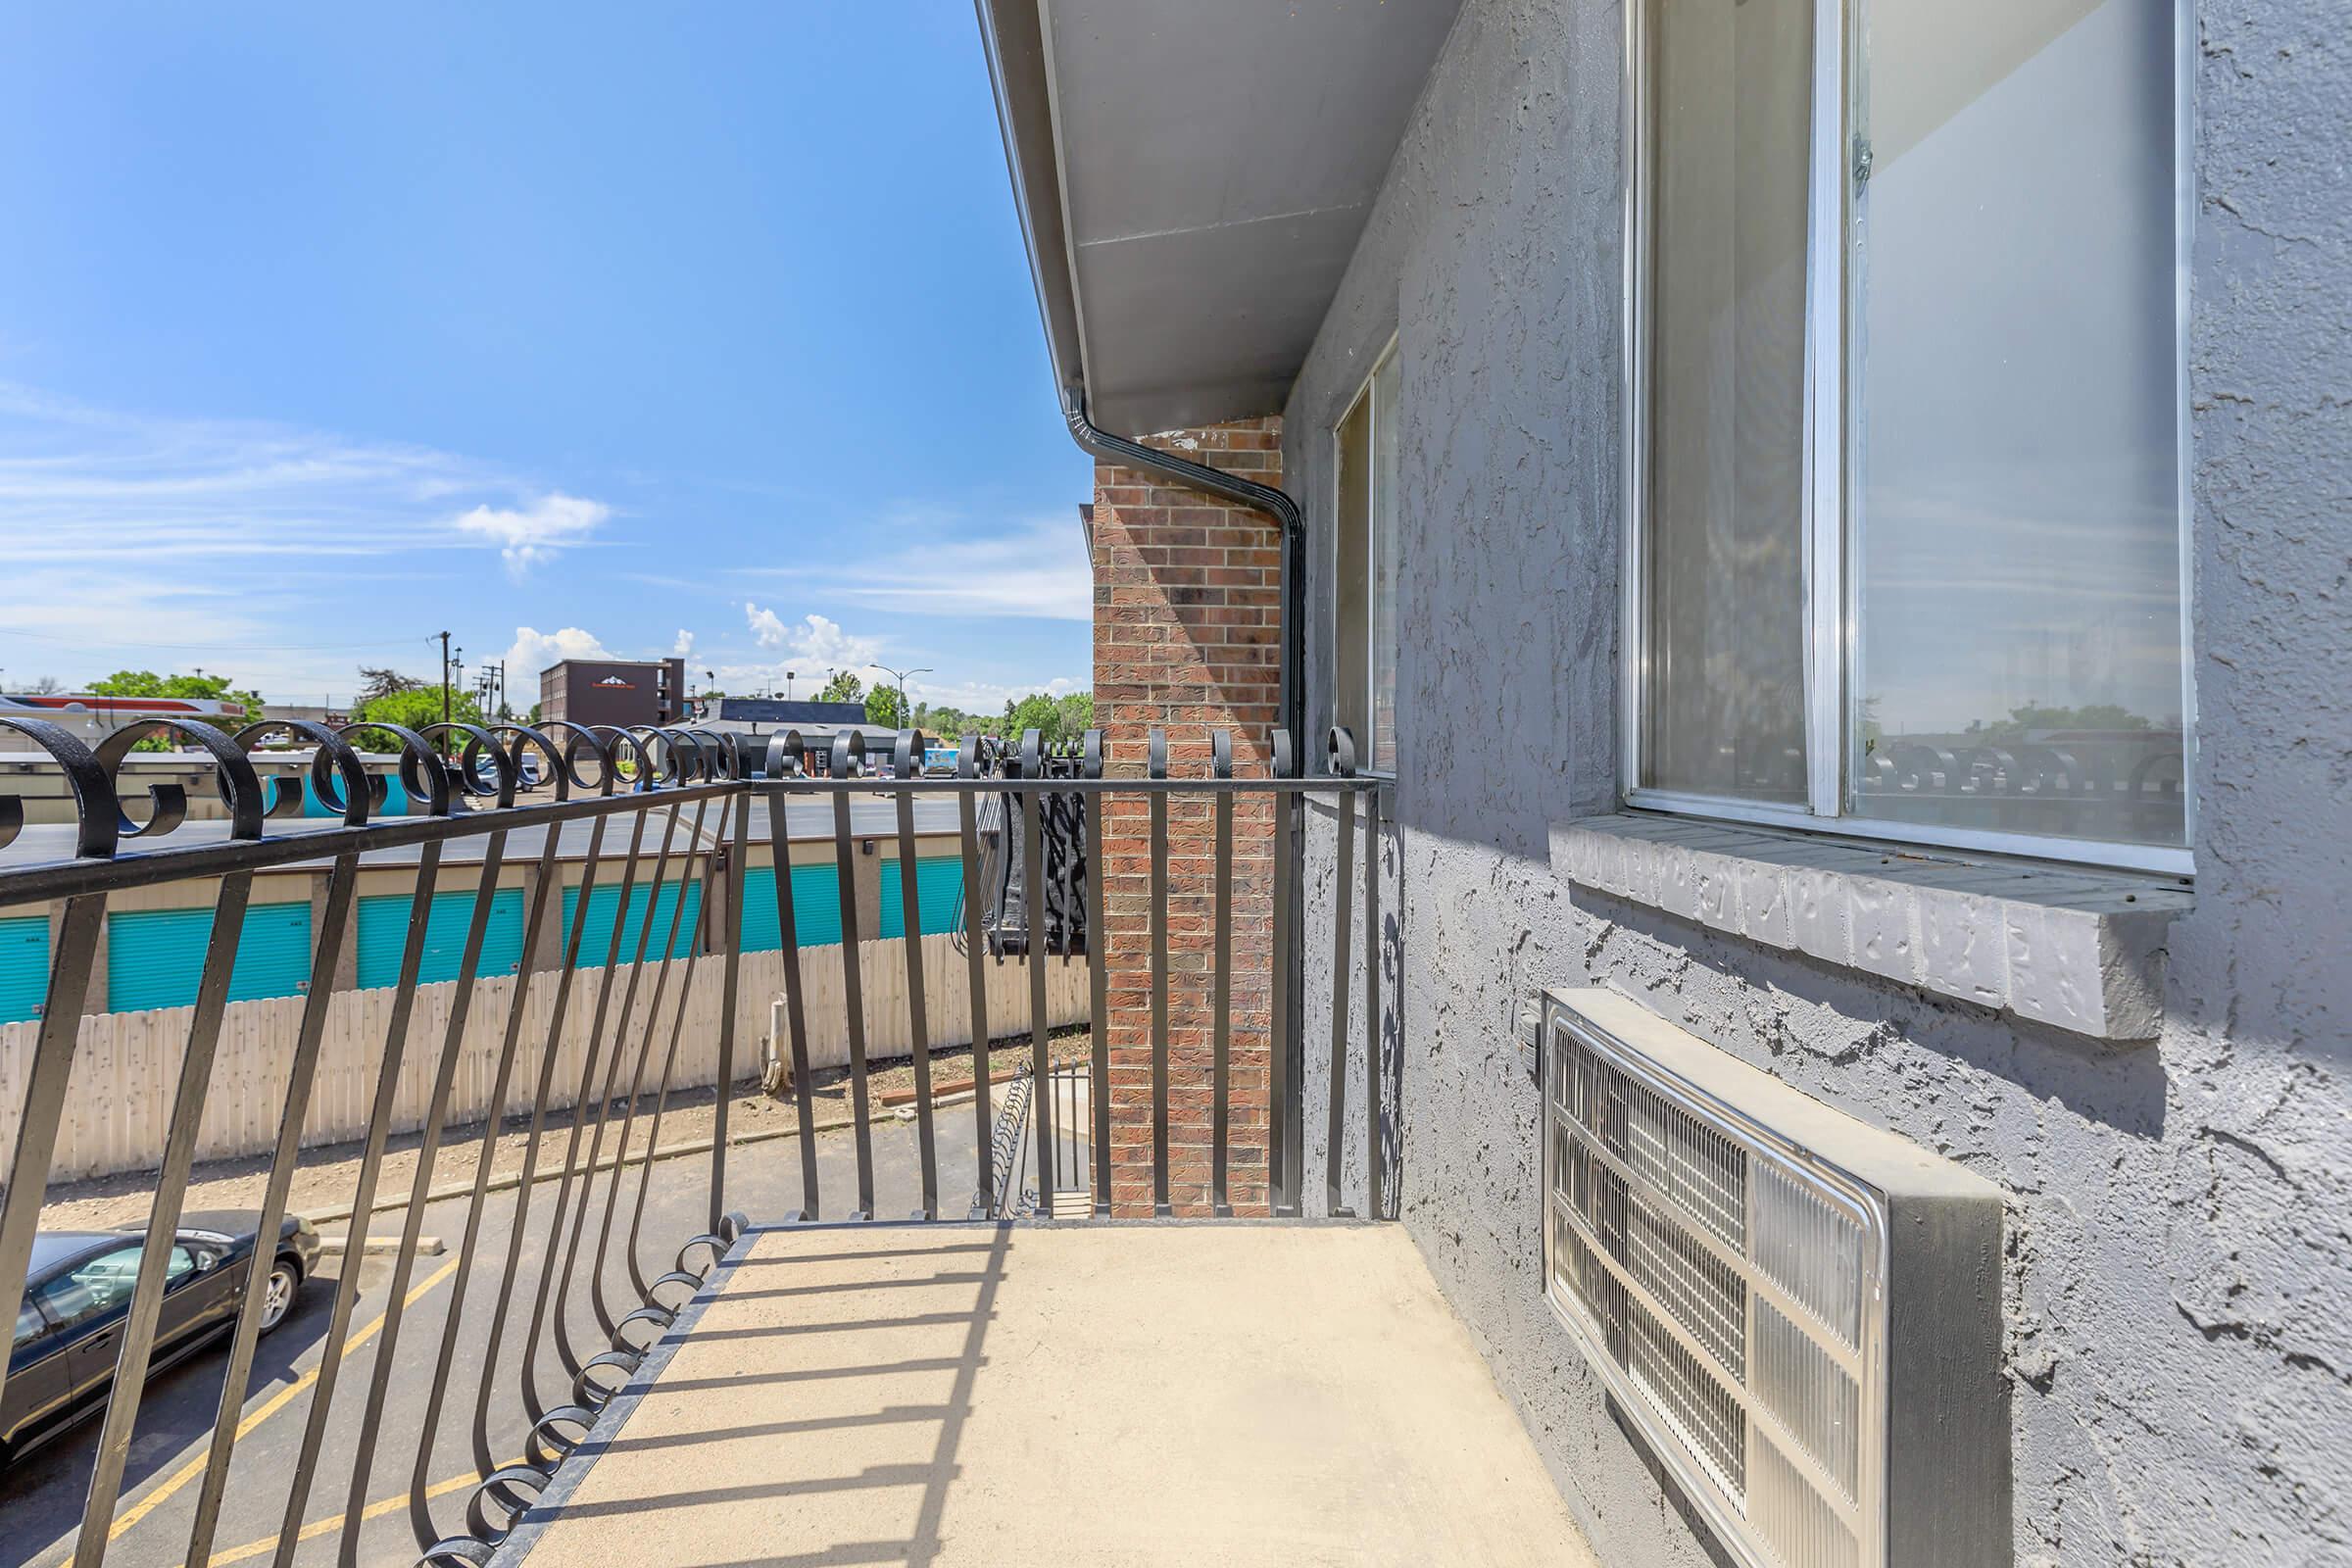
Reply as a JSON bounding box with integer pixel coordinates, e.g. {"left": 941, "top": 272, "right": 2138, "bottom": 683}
{"left": 0, "top": 719, "right": 1390, "bottom": 1567}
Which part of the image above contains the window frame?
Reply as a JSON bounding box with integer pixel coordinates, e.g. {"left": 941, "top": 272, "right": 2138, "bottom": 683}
{"left": 1617, "top": 0, "right": 2197, "bottom": 878}
{"left": 1332, "top": 332, "right": 1401, "bottom": 778}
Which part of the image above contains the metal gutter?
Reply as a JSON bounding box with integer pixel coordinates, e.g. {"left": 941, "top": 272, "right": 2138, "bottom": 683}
{"left": 973, "top": 0, "right": 1309, "bottom": 753}
{"left": 1059, "top": 391, "right": 1306, "bottom": 752}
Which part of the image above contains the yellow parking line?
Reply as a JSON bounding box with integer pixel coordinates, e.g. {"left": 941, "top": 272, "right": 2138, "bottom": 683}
{"left": 189, "top": 1459, "right": 523, "bottom": 1568}
{"left": 99, "top": 1253, "right": 464, "bottom": 1545}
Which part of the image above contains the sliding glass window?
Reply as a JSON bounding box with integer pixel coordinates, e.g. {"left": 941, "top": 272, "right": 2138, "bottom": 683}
{"left": 1627, "top": 0, "right": 2191, "bottom": 870}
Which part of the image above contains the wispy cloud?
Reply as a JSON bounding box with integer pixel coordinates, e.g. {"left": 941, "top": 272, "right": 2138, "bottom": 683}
{"left": 743, "top": 513, "right": 1091, "bottom": 621}
{"left": 0, "top": 381, "right": 613, "bottom": 572}
{"left": 454, "top": 493, "right": 612, "bottom": 577}
{"left": 744, "top": 605, "right": 883, "bottom": 669}
{"left": 500, "top": 626, "right": 614, "bottom": 682}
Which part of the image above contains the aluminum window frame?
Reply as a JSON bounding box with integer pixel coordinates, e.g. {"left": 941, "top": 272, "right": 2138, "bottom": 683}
{"left": 1618, "top": 0, "right": 2198, "bottom": 879}
{"left": 1331, "top": 332, "right": 1401, "bottom": 779}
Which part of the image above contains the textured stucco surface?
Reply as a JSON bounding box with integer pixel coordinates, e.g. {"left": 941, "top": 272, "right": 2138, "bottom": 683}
{"left": 1283, "top": 2, "right": 2351, "bottom": 1564}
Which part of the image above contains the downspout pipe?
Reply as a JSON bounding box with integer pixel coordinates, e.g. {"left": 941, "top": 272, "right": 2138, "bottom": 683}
{"left": 1059, "top": 388, "right": 1307, "bottom": 757}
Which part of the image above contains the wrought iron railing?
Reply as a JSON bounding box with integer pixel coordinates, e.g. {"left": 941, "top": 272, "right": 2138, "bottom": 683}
{"left": 0, "top": 713, "right": 1382, "bottom": 1568}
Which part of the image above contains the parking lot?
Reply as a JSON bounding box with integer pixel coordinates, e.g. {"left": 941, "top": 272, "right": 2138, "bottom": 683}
{"left": 3, "top": 1114, "right": 981, "bottom": 1568}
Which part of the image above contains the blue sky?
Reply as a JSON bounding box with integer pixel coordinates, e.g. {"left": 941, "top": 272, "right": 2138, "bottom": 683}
{"left": 0, "top": 5, "right": 1091, "bottom": 714}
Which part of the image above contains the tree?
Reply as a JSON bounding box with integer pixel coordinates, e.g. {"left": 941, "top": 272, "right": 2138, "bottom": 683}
{"left": 864, "top": 683, "right": 905, "bottom": 730}
{"left": 348, "top": 684, "right": 484, "bottom": 752}
{"left": 1004, "top": 691, "right": 1073, "bottom": 745}
{"left": 357, "top": 665, "right": 423, "bottom": 706}
{"left": 818, "top": 670, "right": 863, "bottom": 705}
{"left": 1055, "top": 691, "right": 1094, "bottom": 738}
{"left": 28, "top": 675, "right": 62, "bottom": 695}
{"left": 87, "top": 669, "right": 267, "bottom": 751}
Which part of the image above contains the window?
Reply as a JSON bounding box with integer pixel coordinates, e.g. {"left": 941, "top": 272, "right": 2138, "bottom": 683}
{"left": 1334, "top": 340, "right": 1400, "bottom": 774}
{"left": 1626, "top": 0, "right": 2191, "bottom": 872}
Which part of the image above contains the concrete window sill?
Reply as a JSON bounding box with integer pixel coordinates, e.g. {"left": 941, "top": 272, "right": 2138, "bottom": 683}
{"left": 1549, "top": 812, "right": 2193, "bottom": 1043}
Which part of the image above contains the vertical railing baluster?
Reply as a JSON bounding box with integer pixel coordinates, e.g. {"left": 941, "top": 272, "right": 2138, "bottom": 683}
{"left": 522, "top": 806, "right": 646, "bottom": 1417}
{"left": 589, "top": 794, "right": 711, "bottom": 1307}
{"left": 342, "top": 831, "right": 510, "bottom": 1568}
{"left": 570, "top": 798, "right": 686, "bottom": 1339}
{"left": 711, "top": 775, "right": 749, "bottom": 1232}
{"left": 1269, "top": 730, "right": 1298, "bottom": 1216}
{"left": 277, "top": 843, "right": 445, "bottom": 1568}
{"left": 956, "top": 736, "right": 994, "bottom": 1218}
{"left": 184, "top": 852, "right": 358, "bottom": 1568}
{"left": 1327, "top": 729, "right": 1357, "bottom": 1219}
{"left": 75, "top": 869, "right": 255, "bottom": 1568}
{"left": 534, "top": 808, "right": 649, "bottom": 1391}
{"left": 1147, "top": 728, "right": 1170, "bottom": 1216}
{"left": 408, "top": 824, "right": 561, "bottom": 1553}
{"left": 828, "top": 731, "right": 875, "bottom": 1219}
{"left": 622, "top": 802, "right": 725, "bottom": 1280}
{"left": 1210, "top": 729, "right": 1235, "bottom": 1217}
{"left": 1363, "top": 779, "right": 1383, "bottom": 1222}
{"left": 1082, "top": 729, "right": 1109, "bottom": 1215}
{"left": 766, "top": 776, "right": 820, "bottom": 1222}
{"left": 1019, "top": 729, "right": 1054, "bottom": 1216}
{"left": 0, "top": 890, "right": 106, "bottom": 1420}
{"left": 894, "top": 734, "right": 939, "bottom": 1219}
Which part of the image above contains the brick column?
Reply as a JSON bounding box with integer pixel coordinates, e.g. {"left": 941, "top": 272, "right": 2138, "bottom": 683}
{"left": 1091, "top": 416, "right": 1283, "bottom": 1217}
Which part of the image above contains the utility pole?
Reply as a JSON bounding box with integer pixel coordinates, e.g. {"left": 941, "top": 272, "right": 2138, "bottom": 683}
{"left": 438, "top": 632, "right": 451, "bottom": 725}
{"left": 785, "top": 670, "right": 796, "bottom": 700}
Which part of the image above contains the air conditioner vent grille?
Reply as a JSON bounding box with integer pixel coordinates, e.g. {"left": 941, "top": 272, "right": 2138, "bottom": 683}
{"left": 1544, "top": 1001, "right": 1884, "bottom": 1568}
{"left": 1751, "top": 1432, "right": 1862, "bottom": 1568}
{"left": 1752, "top": 1159, "right": 1866, "bottom": 1348}
{"left": 1754, "top": 1298, "right": 1861, "bottom": 1499}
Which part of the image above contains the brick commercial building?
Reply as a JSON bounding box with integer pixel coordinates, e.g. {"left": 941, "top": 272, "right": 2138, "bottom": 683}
{"left": 539, "top": 657, "right": 689, "bottom": 730}
{"left": 1090, "top": 420, "right": 1283, "bottom": 1216}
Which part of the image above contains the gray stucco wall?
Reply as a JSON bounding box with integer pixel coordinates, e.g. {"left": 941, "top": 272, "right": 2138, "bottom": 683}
{"left": 1284, "top": 2, "right": 2349, "bottom": 1564}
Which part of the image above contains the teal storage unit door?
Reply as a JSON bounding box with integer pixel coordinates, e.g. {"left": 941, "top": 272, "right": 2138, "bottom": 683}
{"left": 0, "top": 914, "right": 49, "bottom": 1023}
{"left": 355, "top": 888, "right": 525, "bottom": 989}
{"left": 878, "top": 858, "right": 963, "bottom": 939}
{"left": 560, "top": 880, "right": 704, "bottom": 968}
{"left": 734, "top": 864, "right": 844, "bottom": 952}
{"left": 106, "top": 902, "right": 314, "bottom": 1012}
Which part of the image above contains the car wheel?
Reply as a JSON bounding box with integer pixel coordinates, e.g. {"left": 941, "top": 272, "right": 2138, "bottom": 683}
{"left": 258, "top": 1259, "right": 302, "bottom": 1335}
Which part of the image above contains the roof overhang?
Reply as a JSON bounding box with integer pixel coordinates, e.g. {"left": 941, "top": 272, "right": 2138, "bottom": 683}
{"left": 977, "top": 0, "right": 1459, "bottom": 439}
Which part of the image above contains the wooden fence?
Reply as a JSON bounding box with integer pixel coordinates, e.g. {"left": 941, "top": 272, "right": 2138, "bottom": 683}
{"left": 0, "top": 936, "right": 1090, "bottom": 1183}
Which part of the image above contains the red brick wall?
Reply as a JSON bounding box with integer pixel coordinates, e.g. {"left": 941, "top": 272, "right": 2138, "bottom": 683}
{"left": 1092, "top": 416, "right": 1283, "bottom": 1217}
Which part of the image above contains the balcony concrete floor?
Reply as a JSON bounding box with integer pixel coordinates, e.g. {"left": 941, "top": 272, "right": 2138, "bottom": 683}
{"left": 508, "top": 1221, "right": 1596, "bottom": 1567}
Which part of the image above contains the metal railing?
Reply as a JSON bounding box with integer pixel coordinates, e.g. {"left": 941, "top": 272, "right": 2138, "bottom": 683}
{"left": 0, "top": 713, "right": 1382, "bottom": 1568}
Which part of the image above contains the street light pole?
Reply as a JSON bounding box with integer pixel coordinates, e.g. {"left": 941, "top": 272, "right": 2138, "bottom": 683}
{"left": 438, "top": 632, "right": 451, "bottom": 725}
{"left": 869, "top": 663, "right": 932, "bottom": 731}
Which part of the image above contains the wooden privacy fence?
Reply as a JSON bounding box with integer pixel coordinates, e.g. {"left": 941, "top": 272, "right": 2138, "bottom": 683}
{"left": 0, "top": 935, "right": 1090, "bottom": 1183}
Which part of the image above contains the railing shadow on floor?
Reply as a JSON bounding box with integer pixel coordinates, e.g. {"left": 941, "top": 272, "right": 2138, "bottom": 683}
{"left": 0, "top": 712, "right": 1380, "bottom": 1568}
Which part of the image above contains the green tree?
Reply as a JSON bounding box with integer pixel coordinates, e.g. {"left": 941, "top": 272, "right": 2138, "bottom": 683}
{"left": 1055, "top": 691, "right": 1094, "bottom": 738}
{"left": 1004, "top": 691, "right": 1067, "bottom": 744}
{"left": 87, "top": 669, "right": 267, "bottom": 751}
{"left": 818, "top": 669, "right": 864, "bottom": 705}
{"left": 864, "top": 683, "right": 905, "bottom": 730}
{"left": 348, "top": 684, "right": 485, "bottom": 752}
{"left": 357, "top": 665, "right": 422, "bottom": 706}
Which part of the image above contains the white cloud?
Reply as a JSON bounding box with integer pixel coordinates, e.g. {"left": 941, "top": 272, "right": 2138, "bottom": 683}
{"left": 742, "top": 605, "right": 882, "bottom": 670}
{"left": 743, "top": 514, "right": 1092, "bottom": 621}
{"left": 453, "top": 492, "right": 611, "bottom": 577}
{"left": 500, "top": 626, "right": 613, "bottom": 683}
{"left": 671, "top": 628, "right": 695, "bottom": 658}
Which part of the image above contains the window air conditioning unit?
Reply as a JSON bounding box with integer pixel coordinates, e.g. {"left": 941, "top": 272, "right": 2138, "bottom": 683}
{"left": 1542, "top": 989, "right": 2009, "bottom": 1568}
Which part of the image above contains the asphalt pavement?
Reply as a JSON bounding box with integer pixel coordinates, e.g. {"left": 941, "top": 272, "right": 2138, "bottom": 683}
{"left": 1, "top": 1112, "right": 984, "bottom": 1568}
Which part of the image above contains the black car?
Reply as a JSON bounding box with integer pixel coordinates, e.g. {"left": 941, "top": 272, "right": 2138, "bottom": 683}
{"left": 4, "top": 1210, "right": 321, "bottom": 1462}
